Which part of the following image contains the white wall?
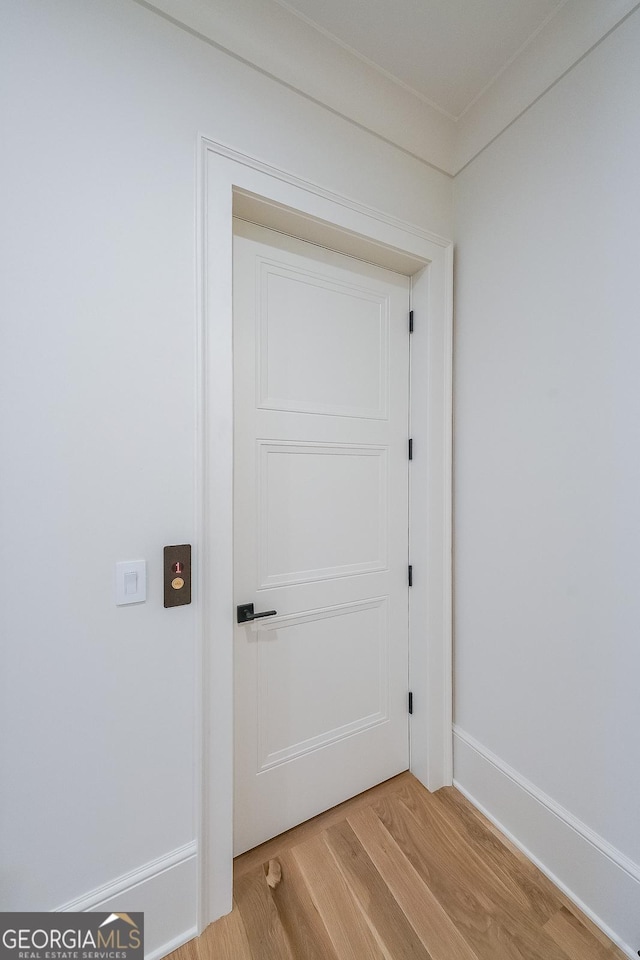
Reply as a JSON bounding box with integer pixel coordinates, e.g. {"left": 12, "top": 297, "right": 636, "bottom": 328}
{"left": 0, "top": 0, "right": 451, "bottom": 953}
{"left": 454, "top": 9, "right": 640, "bottom": 954}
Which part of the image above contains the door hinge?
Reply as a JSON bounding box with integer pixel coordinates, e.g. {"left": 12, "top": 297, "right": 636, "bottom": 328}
{"left": 408, "top": 564, "right": 413, "bottom": 587}
{"left": 408, "top": 438, "right": 413, "bottom": 460}
{"left": 409, "top": 310, "right": 414, "bottom": 333}
{"left": 408, "top": 691, "right": 413, "bottom": 714}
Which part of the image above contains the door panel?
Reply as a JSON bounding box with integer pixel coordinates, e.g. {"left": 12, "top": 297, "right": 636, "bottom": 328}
{"left": 255, "top": 597, "right": 389, "bottom": 770}
{"left": 233, "top": 220, "right": 410, "bottom": 855}
{"left": 257, "top": 255, "right": 389, "bottom": 419}
{"left": 258, "top": 441, "right": 387, "bottom": 586}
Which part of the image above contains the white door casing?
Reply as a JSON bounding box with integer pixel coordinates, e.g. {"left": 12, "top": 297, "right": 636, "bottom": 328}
{"left": 198, "top": 138, "right": 452, "bottom": 926}
{"left": 233, "top": 221, "right": 410, "bottom": 855}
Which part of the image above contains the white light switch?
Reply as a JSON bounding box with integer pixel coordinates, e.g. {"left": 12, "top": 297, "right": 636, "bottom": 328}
{"left": 116, "top": 560, "right": 146, "bottom": 605}
{"left": 124, "top": 572, "right": 138, "bottom": 595}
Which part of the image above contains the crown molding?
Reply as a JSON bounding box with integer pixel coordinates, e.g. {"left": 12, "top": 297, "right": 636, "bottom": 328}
{"left": 454, "top": 0, "right": 640, "bottom": 173}
{"left": 137, "top": 0, "right": 640, "bottom": 179}
{"left": 135, "top": 0, "right": 455, "bottom": 175}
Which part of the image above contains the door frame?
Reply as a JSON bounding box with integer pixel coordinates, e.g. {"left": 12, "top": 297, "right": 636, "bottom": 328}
{"left": 195, "top": 136, "right": 453, "bottom": 928}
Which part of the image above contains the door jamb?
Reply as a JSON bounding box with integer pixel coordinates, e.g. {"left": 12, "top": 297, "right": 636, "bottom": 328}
{"left": 195, "top": 136, "right": 453, "bottom": 928}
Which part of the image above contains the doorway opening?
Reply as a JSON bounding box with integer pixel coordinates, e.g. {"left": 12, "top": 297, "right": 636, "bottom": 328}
{"left": 197, "top": 138, "right": 452, "bottom": 927}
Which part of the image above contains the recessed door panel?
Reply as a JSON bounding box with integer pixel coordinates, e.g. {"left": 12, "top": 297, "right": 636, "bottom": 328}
{"left": 258, "top": 442, "right": 387, "bottom": 587}
{"left": 256, "top": 599, "right": 389, "bottom": 770}
{"left": 258, "top": 261, "right": 389, "bottom": 419}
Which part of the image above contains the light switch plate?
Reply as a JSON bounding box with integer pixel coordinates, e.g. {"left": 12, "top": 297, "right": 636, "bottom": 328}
{"left": 115, "top": 560, "right": 147, "bottom": 605}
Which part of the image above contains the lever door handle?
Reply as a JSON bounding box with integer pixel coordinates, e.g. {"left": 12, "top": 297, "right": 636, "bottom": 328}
{"left": 237, "top": 603, "right": 278, "bottom": 624}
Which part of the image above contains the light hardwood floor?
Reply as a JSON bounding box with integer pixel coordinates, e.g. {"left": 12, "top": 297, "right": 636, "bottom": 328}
{"left": 169, "top": 772, "right": 626, "bottom": 960}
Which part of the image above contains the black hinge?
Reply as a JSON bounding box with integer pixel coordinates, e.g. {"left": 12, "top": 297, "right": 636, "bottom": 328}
{"left": 408, "top": 691, "right": 413, "bottom": 714}
{"left": 409, "top": 310, "right": 414, "bottom": 333}
{"left": 408, "top": 438, "right": 413, "bottom": 460}
{"left": 408, "top": 564, "right": 413, "bottom": 587}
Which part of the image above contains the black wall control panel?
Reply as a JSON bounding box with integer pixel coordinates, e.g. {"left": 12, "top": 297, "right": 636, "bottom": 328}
{"left": 163, "top": 544, "right": 192, "bottom": 608}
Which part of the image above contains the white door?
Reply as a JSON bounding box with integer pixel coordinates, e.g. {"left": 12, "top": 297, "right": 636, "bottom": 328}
{"left": 233, "top": 220, "right": 410, "bottom": 855}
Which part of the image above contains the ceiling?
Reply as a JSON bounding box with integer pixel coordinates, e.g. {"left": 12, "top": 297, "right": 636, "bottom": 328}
{"left": 272, "top": 0, "right": 566, "bottom": 119}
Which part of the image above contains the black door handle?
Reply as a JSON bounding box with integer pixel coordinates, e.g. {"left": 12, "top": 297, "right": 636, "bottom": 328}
{"left": 237, "top": 603, "right": 278, "bottom": 624}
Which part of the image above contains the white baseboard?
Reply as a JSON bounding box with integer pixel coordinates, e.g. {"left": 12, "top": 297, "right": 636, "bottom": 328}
{"left": 453, "top": 726, "right": 640, "bottom": 960}
{"left": 55, "top": 842, "right": 198, "bottom": 960}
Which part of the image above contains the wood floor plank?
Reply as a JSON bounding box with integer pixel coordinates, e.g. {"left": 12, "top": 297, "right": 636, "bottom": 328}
{"left": 292, "top": 833, "right": 391, "bottom": 960}
{"left": 435, "top": 787, "right": 627, "bottom": 957}
{"left": 325, "top": 819, "right": 433, "bottom": 960}
{"left": 234, "top": 771, "right": 412, "bottom": 879}
{"left": 430, "top": 785, "right": 561, "bottom": 924}
{"left": 404, "top": 780, "right": 590, "bottom": 942}
{"left": 267, "top": 850, "right": 341, "bottom": 960}
{"left": 234, "top": 868, "right": 296, "bottom": 960}
{"left": 402, "top": 778, "right": 557, "bottom": 925}
{"left": 373, "top": 789, "right": 572, "bottom": 960}
{"left": 371, "top": 790, "right": 514, "bottom": 960}
{"left": 197, "top": 904, "right": 252, "bottom": 960}
{"left": 543, "top": 907, "right": 625, "bottom": 960}
{"left": 552, "top": 901, "right": 628, "bottom": 957}
{"left": 348, "top": 805, "right": 480, "bottom": 960}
